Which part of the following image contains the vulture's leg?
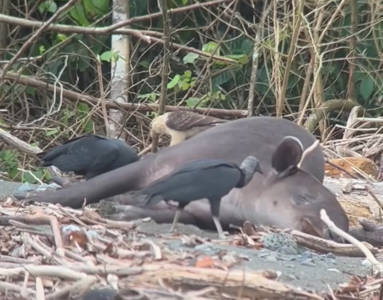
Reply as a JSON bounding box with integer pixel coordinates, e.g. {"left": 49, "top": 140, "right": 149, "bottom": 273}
{"left": 50, "top": 176, "right": 77, "bottom": 188}
{"left": 169, "top": 202, "right": 187, "bottom": 233}
{"left": 209, "top": 198, "right": 226, "bottom": 239}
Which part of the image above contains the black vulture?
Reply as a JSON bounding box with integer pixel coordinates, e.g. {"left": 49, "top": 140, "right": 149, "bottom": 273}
{"left": 37, "top": 135, "right": 139, "bottom": 180}
{"left": 139, "top": 156, "right": 263, "bottom": 239}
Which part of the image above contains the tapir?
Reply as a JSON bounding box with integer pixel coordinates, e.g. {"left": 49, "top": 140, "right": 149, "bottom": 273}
{"left": 16, "top": 117, "right": 349, "bottom": 239}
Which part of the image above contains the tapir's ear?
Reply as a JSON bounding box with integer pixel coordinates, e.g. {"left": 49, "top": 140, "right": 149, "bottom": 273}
{"left": 271, "top": 136, "right": 303, "bottom": 176}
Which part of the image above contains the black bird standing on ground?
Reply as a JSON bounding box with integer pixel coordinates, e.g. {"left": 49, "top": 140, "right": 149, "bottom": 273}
{"left": 139, "top": 156, "right": 263, "bottom": 239}
{"left": 37, "top": 135, "right": 139, "bottom": 180}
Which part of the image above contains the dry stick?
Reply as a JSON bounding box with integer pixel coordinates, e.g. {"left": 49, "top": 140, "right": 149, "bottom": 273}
{"left": 0, "top": 128, "right": 60, "bottom": 177}
{"left": 4, "top": 71, "right": 247, "bottom": 117}
{"left": 298, "top": 140, "right": 320, "bottom": 168}
{"left": 92, "top": 46, "right": 111, "bottom": 137}
{"left": 277, "top": 0, "right": 304, "bottom": 117}
{"left": 365, "top": 186, "right": 383, "bottom": 212}
{"left": 298, "top": 29, "right": 315, "bottom": 113}
{"left": 46, "top": 276, "right": 99, "bottom": 300}
{"left": 297, "top": 139, "right": 358, "bottom": 179}
{"left": 320, "top": 209, "right": 383, "bottom": 273}
{"left": 0, "top": 0, "right": 78, "bottom": 79}
{"left": 297, "top": 17, "right": 324, "bottom": 126}
{"left": 150, "top": 0, "right": 171, "bottom": 153}
{"left": 35, "top": 277, "right": 45, "bottom": 300}
{"left": 0, "top": 14, "right": 234, "bottom": 64}
{"left": 178, "top": 0, "right": 240, "bottom": 109}
{"left": 247, "top": 1, "right": 272, "bottom": 117}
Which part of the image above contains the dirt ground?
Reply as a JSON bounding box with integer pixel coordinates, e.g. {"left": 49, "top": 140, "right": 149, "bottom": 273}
{"left": 0, "top": 180, "right": 373, "bottom": 293}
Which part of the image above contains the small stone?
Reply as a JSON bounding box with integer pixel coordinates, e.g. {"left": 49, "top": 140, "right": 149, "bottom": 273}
{"left": 301, "top": 251, "right": 313, "bottom": 259}
{"left": 318, "top": 255, "right": 326, "bottom": 261}
{"left": 329, "top": 259, "right": 337, "bottom": 265}
{"left": 277, "top": 245, "right": 299, "bottom": 255}
{"left": 258, "top": 252, "right": 270, "bottom": 258}
{"left": 261, "top": 233, "right": 300, "bottom": 253}
{"left": 327, "top": 268, "right": 340, "bottom": 273}
{"left": 301, "top": 259, "right": 316, "bottom": 266}
{"left": 362, "top": 259, "right": 372, "bottom": 267}
{"left": 62, "top": 225, "right": 80, "bottom": 233}
{"left": 326, "top": 253, "right": 336, "bottom": 259}
{"left": 286, "top": 274, "right": 298, "bottom": 280}
{"left": 266, "top": 255, "right": 278, "bottom": 262}
{"left": 286, "top": 255, "right": 299, "bottom": 261}
{"left": 194, "top": 245, "right": 219, "bottom": 256}
{"left": 285, "top": 264, "right": 295, "bottom": 268}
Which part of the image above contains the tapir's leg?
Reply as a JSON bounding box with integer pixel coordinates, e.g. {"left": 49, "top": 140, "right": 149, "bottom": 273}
{"left": 107, "top": 202, "right": 200, "bottom": 226}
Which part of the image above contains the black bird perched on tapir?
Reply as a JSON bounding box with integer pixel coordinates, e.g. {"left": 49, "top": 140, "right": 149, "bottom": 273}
{"left": 37, "top": 135, "right": 139, "bottom": 180}
{"left": 139, "top": 156, "right": 263, "bottom": 239}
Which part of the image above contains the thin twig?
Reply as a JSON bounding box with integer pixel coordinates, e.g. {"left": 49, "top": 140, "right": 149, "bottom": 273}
{"left": 151, "top": 0, "right": 173, "bottom": 153}
{"left": 0, "top": 0, "right": 78, "bottom": 79}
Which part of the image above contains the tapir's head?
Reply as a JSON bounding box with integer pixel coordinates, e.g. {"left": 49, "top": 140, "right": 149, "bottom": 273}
{"left": 257, "top": 136, "right": 349, "bottom": 241}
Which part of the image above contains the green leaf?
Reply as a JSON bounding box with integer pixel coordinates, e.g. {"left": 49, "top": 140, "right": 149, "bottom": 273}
{"left": 184, "top": 70, "right": 192, "bottom": 78}
{"left": 78, "top": 103, "right": 90, "bottom": 113}
{"left": 23, "top": 172, "right": 37, "bottom": 184}
{"left": 137, "top": 93, "right": 159, "bottom": 102}
{"left": 100, "top": 51, "right": 115, "bottom": 62}
{"left": 9, "top": 169, "right": 19, "bottom": 181}
{"left": 83, "top": 0, "right": 100, "bottom": 19}
{"left": 225, "top": 54, "right": 248, "bottom": 65}
{"left": 211, "top": 71, "right": 233, "bottom": 91}
{"left": 202, "top": 42, "right": 219, "bottom": 55}
{"left": 57, "top": 34, "right": 67, "bottom": 42}
{"left": 183, "top": 53, "right": 199, "bottom": 64}
{"left": 33, "top": 170, "right": 45, "bottom": 180}
{"left": 39, "top": 45, "right": 46, "bottom": 54}
{"left": 185, "top": 97, "right": 204, "bottom": 108}
{"left": 359, "top": 75, "right": 375, "bottom": 100}
{"left": 167, "top": 74, "right": 181, "bottom": 89}
{"left": 90, "top": 0, "right": 109, "bottom": 14}
{"left": 85, "top": 120, "right": 94, "bottom": 132}
{"left": 38, "top": 1, "right": 58, "bottom": 14}
{"left": 46, "top": 128, "right": 59, "bottom": 137}
{"left": 181, "top": 80, "right": 189, "bottom": 91}
{"left": 70, "top": 3, "right": 90, "bottom": 26}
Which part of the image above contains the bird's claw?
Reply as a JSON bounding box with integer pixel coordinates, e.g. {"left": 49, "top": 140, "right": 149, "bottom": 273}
{"left": 50, "top": 176, "right": 76, "bottom": 188}
{"left": 218, "top": 234, "right": 227, "bottom": 240}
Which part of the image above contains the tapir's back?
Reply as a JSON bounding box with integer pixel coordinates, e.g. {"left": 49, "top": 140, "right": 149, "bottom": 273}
{"left": 158, "top": 117, "right": 324, "bottom": 183}
{"left": 21, "top": 116, "right": 325, "bottom": 208}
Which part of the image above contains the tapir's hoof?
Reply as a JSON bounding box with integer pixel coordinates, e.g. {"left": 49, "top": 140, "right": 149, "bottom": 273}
{"left": 13, "top": 192, "right": 30, "bottom": 201}
{"left": 13, "top": 191, "right": 46, "bottom": 203}
{"left": 348, "top": 218, "right": 383, "bottom": 247}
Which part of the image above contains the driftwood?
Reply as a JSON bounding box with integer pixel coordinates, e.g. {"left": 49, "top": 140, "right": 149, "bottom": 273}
{"left": 323, "top": 176, "right": 383, "bottom": 246}
{"left": 125, "top": 264, "right": 323, "bottom": 300}
{"left": 323, "top": 177, "right": 383, "bottom": 226}
{"left": 289, "top": 229, "right": 379, "bottom": 257}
